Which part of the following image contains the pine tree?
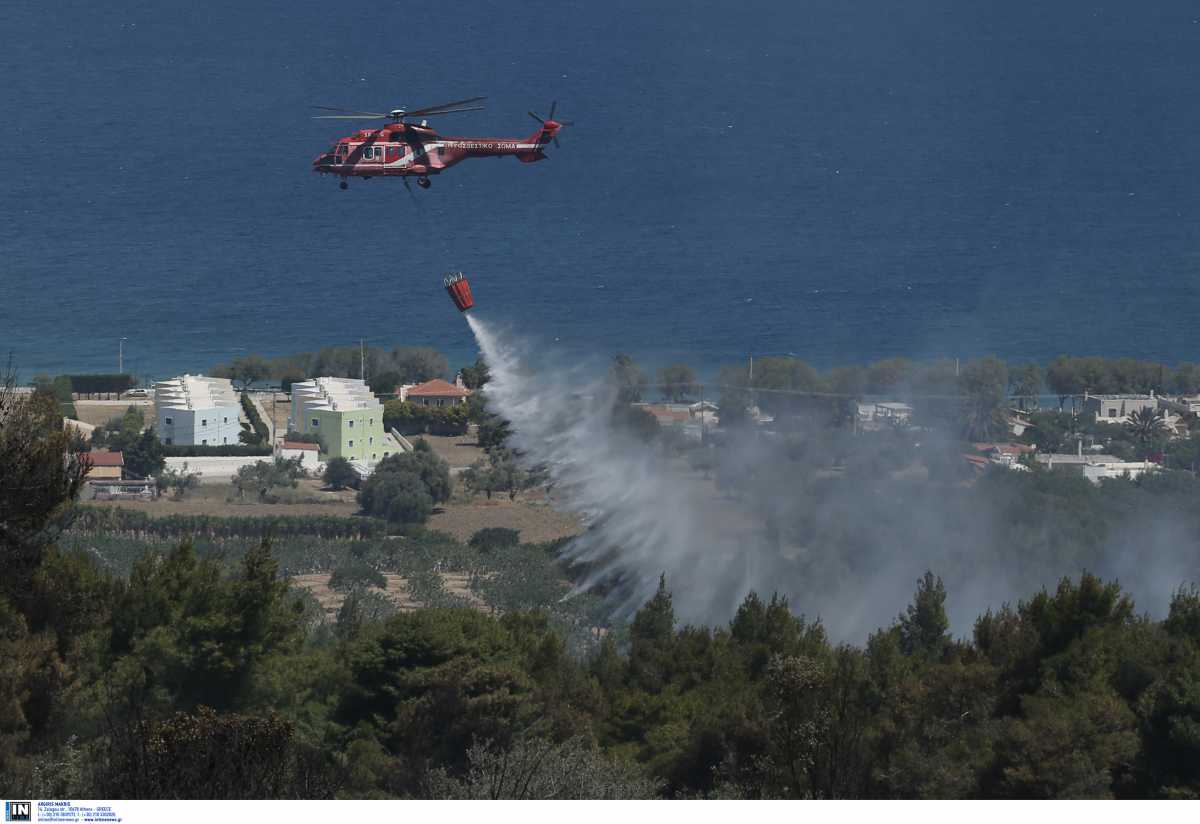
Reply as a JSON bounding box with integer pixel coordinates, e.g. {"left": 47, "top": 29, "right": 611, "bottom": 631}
{"left": 898, "top": 571, "right": 950, "bottom": 659}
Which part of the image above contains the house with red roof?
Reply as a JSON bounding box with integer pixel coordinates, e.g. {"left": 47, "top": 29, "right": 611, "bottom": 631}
{"left": 398, "top": 375, "right": 473, "bottom": 407}
{"left": 83, "top": 450, "right": 124, "bottom": 480}
{"left": 278, "top": 440, "right": 322, "bottom": 470}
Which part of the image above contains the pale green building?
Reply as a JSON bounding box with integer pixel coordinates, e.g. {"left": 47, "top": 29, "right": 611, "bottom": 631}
{"left": 288, "top": 377, "right": 388, "bottom": 462}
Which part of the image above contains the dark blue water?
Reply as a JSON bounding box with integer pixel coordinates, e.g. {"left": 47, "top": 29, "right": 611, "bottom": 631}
{"left": 3, "top": 0, "right": 1200, "bottom": 381}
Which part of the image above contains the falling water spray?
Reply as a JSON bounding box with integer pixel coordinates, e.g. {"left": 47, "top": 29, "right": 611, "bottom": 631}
{"left": 465, "top": 314, "right": 781, "bottom": 623}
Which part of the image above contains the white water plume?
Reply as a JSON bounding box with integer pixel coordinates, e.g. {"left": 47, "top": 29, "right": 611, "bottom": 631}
{"left": 467, "top": 314, "right": 780, "bottom": 623}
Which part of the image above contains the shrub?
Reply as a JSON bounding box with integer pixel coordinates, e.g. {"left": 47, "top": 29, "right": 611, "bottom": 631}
{"left": 372, "top": 448, "right": 452, "bottom": 504}
{"left": 358, "top": 470, "right": 434, "bottom": 524}
{"left": 323, "top": 457, "right": 359, "bottom": 490}
{"left": 34, "top": 375, "right": 78, "bottom": 418}
{"left": 231, "top": 456, "right": 305, "bottom": 502}
{"left": 468, "top": 527, "right": 521, "bottom": 553}
{"left": 356, "top": 445, "right": 449, "bottom": 525}
{"left": 329, "top": 563, "right": 387, "bottom": 591}
{"left": 155, "top": 463, "right": 201, "bottom": 500}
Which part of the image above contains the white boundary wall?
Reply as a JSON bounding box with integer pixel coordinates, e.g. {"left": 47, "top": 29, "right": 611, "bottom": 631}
{"left": 164, "top": 456, "right": 265, "bottom": 484}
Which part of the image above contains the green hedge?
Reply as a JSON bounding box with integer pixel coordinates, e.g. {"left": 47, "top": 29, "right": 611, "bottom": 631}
{"left": 383, "top": 400, "right": 470, "bottom": 436}
{"left": 162, "top": 444, "right": 273, "bottom": 457}
{"left": 241, "top": 393, "right": 270, "bottom": 445}
{"left": 69, "top": 506, "right": 388, "bottom": 540}
{"left": 68, "top": 373, "right": 136, "bottom": 394}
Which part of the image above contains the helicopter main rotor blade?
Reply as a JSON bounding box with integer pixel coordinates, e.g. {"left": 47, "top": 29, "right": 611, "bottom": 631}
{"left": 548, "top": 100, "right": 557, "bottom": 120}
{"left": 311, "top": 105, "right": 390, "bottom": 117}
{"left": 312, "top": 115, "right": 387, "bottom": 119}
{"left": 408, "top": 106, "right": 486, "bottom": 117}
{"left": 529, "top": 111, "right": 545, "bottom": 123}
{"left": 405, "top": 96, "right": 487, "bottom": 117}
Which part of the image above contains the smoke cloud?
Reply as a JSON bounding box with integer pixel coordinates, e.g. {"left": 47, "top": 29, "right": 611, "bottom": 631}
{"left": 467, "top": 315, "right": 1200, "bottom": 641}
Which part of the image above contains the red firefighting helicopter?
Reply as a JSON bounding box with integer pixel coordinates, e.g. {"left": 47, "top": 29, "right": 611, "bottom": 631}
{"left": 311, "top": 96, "right": 571, "bottom": 191}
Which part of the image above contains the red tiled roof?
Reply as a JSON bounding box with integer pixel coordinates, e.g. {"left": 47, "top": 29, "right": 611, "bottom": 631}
{"left": 282, "top": 441, "right": 319, "bottom": 451}
{"left": 406, "top": 379, "right": 471, "bottom": 398}
{"left": 645, "top": 406, "right": 691, "bottom": 422}
{"left": 85, "top": 451, "right": 124, "bottom": 467}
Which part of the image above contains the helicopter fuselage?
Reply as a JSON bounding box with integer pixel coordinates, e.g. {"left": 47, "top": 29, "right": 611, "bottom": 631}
{"left": 312, "top": 121, "right": 560, "bottom": 178}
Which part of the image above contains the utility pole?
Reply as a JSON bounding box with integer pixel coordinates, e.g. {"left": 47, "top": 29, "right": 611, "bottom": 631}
{"left": 119, "top": 337, "right": 128, "bottom": 374}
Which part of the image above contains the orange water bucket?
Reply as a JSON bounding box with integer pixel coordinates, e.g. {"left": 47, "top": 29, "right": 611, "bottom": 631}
{"left": 444, "top": 271, "right": 474, "bottom": 312}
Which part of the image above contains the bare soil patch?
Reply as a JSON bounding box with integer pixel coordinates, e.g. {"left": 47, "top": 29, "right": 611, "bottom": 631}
{"left": 74, "top": 401, "right": 157, "bottom": 428}
{"left": 428, "top": 490, "right": 583, "bottom": 544}
{"left": 410, "top": 433, "right": 486, "bottom": 469}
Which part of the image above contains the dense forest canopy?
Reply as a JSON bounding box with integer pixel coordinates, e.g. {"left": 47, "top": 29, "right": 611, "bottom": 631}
{"left": 6, "top": 359, "right": 1200, "bottom": 799}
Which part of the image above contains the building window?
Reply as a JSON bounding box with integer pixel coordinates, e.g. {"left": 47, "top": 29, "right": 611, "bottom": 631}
{"left": 312, "top": 418, "right": 319, "bottom": 427}
{"left": 348, "top": 420, "right": 354, "bottom": 428}
{"left": 369, "top": 436, "right": 373, "bottom": 445}
{"left": 201, "top": 439, "right": 208, "bottom": 445}
{"left": 202, "top": 419, "right": 208, "bottom": 426}
{"left": 372, "top": 453, "right": 377, "bottom": 459}
{"left": 224, "top": 417, "right": 229, "bottom": 423}
{"left": 369, "top": 418, "right": 374, "bottom": 426}
{"left": 164, "top": 417, "right": 173, "bottom": 425}
{"left": 165, "top": 437, "right": 173, "bottom": 445}
{"left": 223, "top": 437, "right": 228, "bottom": 444}
{"left": 1108, "top": 409, "right": 1117, "bottom": 418}
{"left": 349, "top": 439, "right": 354, "bottom": 448}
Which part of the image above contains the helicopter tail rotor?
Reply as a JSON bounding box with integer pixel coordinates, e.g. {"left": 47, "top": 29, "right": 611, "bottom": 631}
{"left": 528, "top": 100, "right": 572, "bottom": 148}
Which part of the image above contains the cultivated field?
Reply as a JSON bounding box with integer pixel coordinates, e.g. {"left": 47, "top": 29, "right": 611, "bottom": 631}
{"left": 292, "top": 571, "right": 491, "bottom": 617}
{"left": 92, "top": 474, "right": 584, "bottom": 542}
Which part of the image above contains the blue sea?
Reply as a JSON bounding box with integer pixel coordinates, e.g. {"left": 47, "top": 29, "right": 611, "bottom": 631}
{"left": 3, "top": 0, "right": 1199, "bottom": 382}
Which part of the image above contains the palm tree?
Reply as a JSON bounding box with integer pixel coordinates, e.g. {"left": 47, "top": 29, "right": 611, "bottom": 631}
{"left": 1125, "top": 406, "right": 1168, "bottom": 456}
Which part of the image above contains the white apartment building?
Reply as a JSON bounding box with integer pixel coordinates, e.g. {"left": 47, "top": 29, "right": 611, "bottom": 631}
{"left": 154, "top": 375, "right": 242, "bottom": 446}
